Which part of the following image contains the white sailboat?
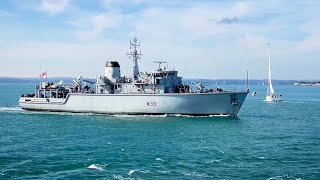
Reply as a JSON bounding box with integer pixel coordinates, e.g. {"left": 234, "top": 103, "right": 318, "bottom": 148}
{"left": 265, "top": 43, "right": 282, "bottom": 102}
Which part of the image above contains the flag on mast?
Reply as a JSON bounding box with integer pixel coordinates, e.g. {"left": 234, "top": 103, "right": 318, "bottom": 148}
{"left": 39, "top": 71, "right": 47, "bottom": 79}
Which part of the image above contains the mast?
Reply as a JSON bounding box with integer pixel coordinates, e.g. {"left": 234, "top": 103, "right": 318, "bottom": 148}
{"left": 268, "top": 43, "right": 275, "bottom": 94}
{"left": 127, "top": 36, "right": 142, "bottom": 80}
{"left": 246, "top": 69, "right": 249, "bottom": 90}
{"left": 153, "top": 61, "right": 167, "bottom": 71}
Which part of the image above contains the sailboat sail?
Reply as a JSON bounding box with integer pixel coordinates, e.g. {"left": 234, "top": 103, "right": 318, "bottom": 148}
{"left": 268, "top": 43, "right": 275, "bottom": 94}
{"left": 265, "top": 42, "right": 282, "bottom": 102}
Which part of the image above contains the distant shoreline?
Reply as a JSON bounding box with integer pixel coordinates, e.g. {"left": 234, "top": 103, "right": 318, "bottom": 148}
{"left": 0, "top": 77, "right": 76, "bottom": 84}
{"left": 293, "top": 81, "right": 320, "bottom": 86}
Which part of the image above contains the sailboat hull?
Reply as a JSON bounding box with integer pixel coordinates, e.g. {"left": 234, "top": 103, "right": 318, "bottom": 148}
{"left": 265, "top": 95, "right": 282, "bottom": 102}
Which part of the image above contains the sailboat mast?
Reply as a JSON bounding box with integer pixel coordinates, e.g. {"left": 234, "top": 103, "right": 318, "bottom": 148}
{"left": 246, "top": 69, "right": 249, "bottom": 90}
{"left": 267, "top": 43, "right": 275, "bottom": 95}
{"left": 268, "top": 43, "right": 272, "bottom": 85}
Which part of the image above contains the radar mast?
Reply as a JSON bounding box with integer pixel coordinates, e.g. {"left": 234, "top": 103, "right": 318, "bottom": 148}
{"left": 127, "top": 36, "right": 142, "bottom": 80}
{"left": 153, "top": 61, "right": 167, "bottom": 71}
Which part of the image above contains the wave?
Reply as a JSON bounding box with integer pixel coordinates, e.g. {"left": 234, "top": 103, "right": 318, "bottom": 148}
{"left": 20, "top": 110, "right": 103, "bottom": 117}
{"left": 113, "top": 174, "right": 136, "bottom": 180}
{"left": 111, "top": 114, "right": 168, "bottom": 118}
{"left": 209, "top": 114, "right": 230, "bottom": 117}
{"left": 207, "top": 159, "right": 222, "bottom": 164}
{"left": 112, "top": 114, "right": 231, "bottom": 118}
{"left": 266, "top": 174, "right": 302, "bottom": 180}
{"left": 228, "top": 144, "right": 241, "bottom": 149}
{"left": 158, "top": 170, "right": 170, "bottom": 174}
{"left": 0, "top": 106, "right": 22, "bottom": 112}
{"left": 155, "top": 158, "right": 165, "bottom": 162}
{"left": 170, "top": 114, "right": 230, "bottom": 117}
{"left": 128, "top": 170, "right": 136, "bottom": 176}
{"left": 284, "top": 146, "right": 308, "bottom": 152}
{"left": 128, "top": 169, "right": 150, "bottom": 176}
{"left": 112, "top": 175, "right": 127, "bottom": 180}
{"left": 87, "top": 164, "right": 106, "bottom": 171}
{"left": 0, "top": 107, "right": 232, "bottom": 119}
{"left": 183, "top": 171, "right": 209, "bottom": 177}
{"left": 267, "top": 99, "right": 320, "bottom": 104}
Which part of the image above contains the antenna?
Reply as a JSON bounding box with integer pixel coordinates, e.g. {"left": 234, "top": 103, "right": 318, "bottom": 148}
{"left": 126, "top": 55, "right": 128, "bottom": 77}
{"left": 153, "top": 61, "right": 167, "bottom": 71}
{"left": 246, "top": 69, "right": 249, "bottom": 91}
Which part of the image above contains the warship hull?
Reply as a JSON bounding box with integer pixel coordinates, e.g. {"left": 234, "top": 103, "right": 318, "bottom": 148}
{"left": 19, "top": 91, "right": 248, "bottom": 116}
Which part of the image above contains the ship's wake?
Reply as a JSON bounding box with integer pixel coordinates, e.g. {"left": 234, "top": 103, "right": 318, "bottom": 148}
{"left": 111, "top": 114, "right": 231, "bottom": 118}
{"left": 1, "top": 107, "right": 233, "bottom": 118}
{"left": 0, "top": 106, "right": 22, "bottom": 112}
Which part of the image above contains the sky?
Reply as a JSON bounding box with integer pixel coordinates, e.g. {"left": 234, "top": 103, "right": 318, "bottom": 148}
{"left": 0, "top": 0, "right": 319, "bottom": 80}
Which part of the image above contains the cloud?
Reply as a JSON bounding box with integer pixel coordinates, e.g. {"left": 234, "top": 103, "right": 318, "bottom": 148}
{"left": 298, "top": 28, "right": 320, "bottom": 52}
{"left": 0, "top": 41, "right": 126, "bottom": 78}
{"left": 100, "top": 0, "right": 178, "bottom": 9}
{"left": 111, "top": 2, "right": 320, "bottom": 79}
{"left": 71, "top": 12, "right": 124, "bottom": 40}
{"left": 91, "top": 14, "right": 121, "bottom": 33}
{"left": 217, "top": 17, "right": 240, "bottom": 24}
{"left": 101, "top": 0, "right": 144, "bottom": 7}
{"left": 2, "top": 0, "right": 320, "bottom": 79}
{"left": 0, "top": 10, "right": 13, "bottom": 17}
{"left": 232, "top": 1, "right": 250, "bottom": 15}
{"left": 39, "top": 0, "right": 69, "bottom": 15}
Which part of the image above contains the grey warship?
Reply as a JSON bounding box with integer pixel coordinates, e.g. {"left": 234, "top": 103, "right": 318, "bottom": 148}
{"left": 19, "top": 37, "right": 249, "bottom": 116}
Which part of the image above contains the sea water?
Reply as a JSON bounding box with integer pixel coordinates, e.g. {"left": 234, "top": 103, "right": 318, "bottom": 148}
{"left": 0, "top": 83, "right": 319, "bottom": 179}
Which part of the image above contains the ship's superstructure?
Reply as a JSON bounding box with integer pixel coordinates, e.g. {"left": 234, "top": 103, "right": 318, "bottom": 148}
{"left": 19, "top": 37, "right": 249, "bottom": 116}
{"left": 95, "top": 37, "right": 186, "bottom": 95}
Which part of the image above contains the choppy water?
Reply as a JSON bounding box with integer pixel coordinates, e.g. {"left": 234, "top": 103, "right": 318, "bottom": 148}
{"left": 0, "top": 83, "right": 319, "bottom": 179}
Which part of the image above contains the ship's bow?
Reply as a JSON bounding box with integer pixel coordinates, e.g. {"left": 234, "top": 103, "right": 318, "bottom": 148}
{"left": 229, "top": 91, "right": 249, "bottom": 116}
